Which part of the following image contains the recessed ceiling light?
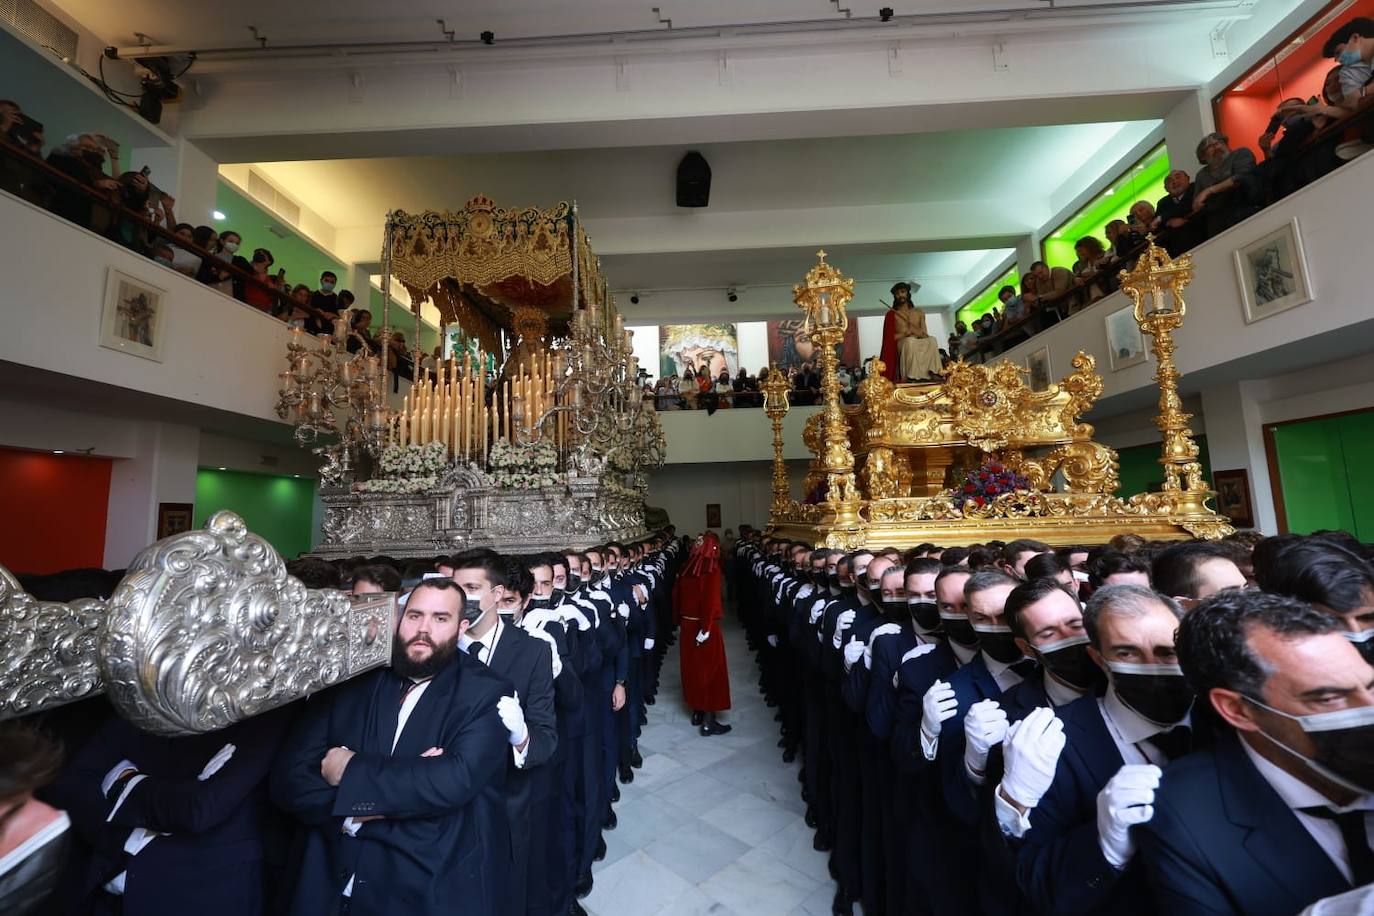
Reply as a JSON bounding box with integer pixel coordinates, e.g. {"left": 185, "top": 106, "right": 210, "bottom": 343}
{"left": 52, "top": 449, "right": 64, "bottom": 454}
{"left": 218, "top": 466, "right": 227, "bottom": 471}
{"left": 212, "top": 210, "right": 226, "bottom": 221}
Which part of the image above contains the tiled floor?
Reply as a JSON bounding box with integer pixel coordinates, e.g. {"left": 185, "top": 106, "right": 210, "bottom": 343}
{"left": 585, "top": 617, "right": 837, "bottom": 916}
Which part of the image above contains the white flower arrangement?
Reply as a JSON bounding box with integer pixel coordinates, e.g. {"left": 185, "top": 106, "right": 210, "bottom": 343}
{"left": 357, "top": 442, "right": 450, "bottom": 494}
{"left": 489, "top": 439, "right": 563, "bottom": 490}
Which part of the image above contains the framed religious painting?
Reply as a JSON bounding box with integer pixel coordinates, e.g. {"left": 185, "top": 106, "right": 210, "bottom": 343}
{"left": 1103, "top": 303, "right": 1147, "bottom": 371}
{"left": 1211, "top": 469, "right": 1254, "bottom": 529}
{"left": 1233, "top": 219, "right": 1312, "bottom": 324}
{"left": 101, "top": 268, "right": 166, "bottom": 362}
{"left": 156, "top": 502, "right": 194, "bottom": 539}
{"left": 705, "top": 503, "right": 722, "bottom": 528}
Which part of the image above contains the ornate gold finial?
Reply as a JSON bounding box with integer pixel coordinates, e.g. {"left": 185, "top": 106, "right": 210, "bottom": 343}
{"left": 761, "top": 366, "right": 793, "bottom": 516}
{"left": 1119, "top": 235, "right": 1210, "bottom": 506}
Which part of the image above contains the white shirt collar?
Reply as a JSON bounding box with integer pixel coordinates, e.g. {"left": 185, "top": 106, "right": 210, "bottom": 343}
{"left": 1238, "top": 735, "right": 1374, "bottom": 814}
{"left": 951, "top": 641, "right": 977, "bottom": 666}
{"left": 1043, "top": 672, "right": 1086, "bottom": 707}
{"left": 1102, "top": 685, "right": 1189, "bottom": 745}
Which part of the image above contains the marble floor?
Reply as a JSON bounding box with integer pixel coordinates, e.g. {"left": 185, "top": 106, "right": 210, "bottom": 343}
{"left": 585, "top": 616, "right": 838, "bottom": 916}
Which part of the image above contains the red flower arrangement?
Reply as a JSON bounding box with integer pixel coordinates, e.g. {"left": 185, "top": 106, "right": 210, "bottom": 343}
{"left": 949, "top": 460, "right": 1032, "bottom": 510}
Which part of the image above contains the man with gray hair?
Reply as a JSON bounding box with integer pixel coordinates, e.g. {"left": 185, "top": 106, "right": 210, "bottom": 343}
{"left": 997, "top": 584, "right": 1197, "bottom": 916}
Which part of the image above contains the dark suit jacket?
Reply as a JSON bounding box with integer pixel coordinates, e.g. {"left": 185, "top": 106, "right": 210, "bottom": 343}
{"left": 866, "top": 628, "right": 919, "bottom": 741}
{"left": 839, "top": 602, "right": 885, "bottom": 715}
{"left": 272, "top": 655, "right": 512, "bottom": 916}
{"left": 889, "top": 640, "right": 958, "bottom": 773}
{"left": 1139, "top": 731, "right": 1353, "bottom": 916}
{"left": 938, "top": 652, "right": 1012, "bottom": 828}
{"left": 1015, "top": 693, "right": 1153, "bottom": 916}
{"left": 50, "top": 708, "right": 292, "bottom": 916}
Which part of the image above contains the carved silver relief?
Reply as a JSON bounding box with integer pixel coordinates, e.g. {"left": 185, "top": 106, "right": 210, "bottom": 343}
{"left": 101, "top": 510, "right": 393, "bottom": 736}
{"left": 0, "top": 567, "right": 106, "bottom": 721}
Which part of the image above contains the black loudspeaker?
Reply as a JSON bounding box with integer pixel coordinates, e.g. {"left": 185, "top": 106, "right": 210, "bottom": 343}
{"left": 676, "top": 151, "right": 711, "bottom": 208}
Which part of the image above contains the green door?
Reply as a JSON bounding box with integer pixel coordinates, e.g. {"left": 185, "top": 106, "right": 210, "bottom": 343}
{"left": 1270, "top": 412, "right": 1374, "bottom": 537}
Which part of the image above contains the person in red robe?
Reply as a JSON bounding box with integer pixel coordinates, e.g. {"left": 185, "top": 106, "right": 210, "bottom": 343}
{"left": 879, "top": 286, "right": 902, "bottom": 383}
{"left": 672, "top": 532, "right": 733, "bottom": 736}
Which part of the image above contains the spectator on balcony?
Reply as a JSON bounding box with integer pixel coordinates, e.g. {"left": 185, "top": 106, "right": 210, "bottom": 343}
{"left": 346, "top": 308, "right": 378, "bottom": 354}
{"left": 667, "top": 374, "right": 684, "bottom": 409}
{"left": 282, "top": 283, "right": 313, "bottom": 327}
{"left": 167, "top": 222, "right": 199, "bottom": 275}
{"left": 731, "top": 368, "right": 754, "bottom": 407}
{"left": 1324, "top": 16, "right": 1374, "bottom": 113}
{"left": 308, "top": 271, "right": 342, "bottom": 334}
{"left": 198, "top": 229, "right": 238, "bottom": 295}
{"left": 713, "top": 369, "right": 733, "bottom": 409}
{"left": 1257, "top": 87, "right": 1346, "bottom": 197}
{"left": 1000, "top": 284, "right": 1027, "bottom": 326}
{"left": 1030, "top": 260, "right": 1074, "bottom": 298}
{"left": 338, "top": 288, "right": 356, "bottom": 316}
{"left": 111, "top": 171, "right": 155, "bottom": 254}
{"left": 1105, "top": 219, "right": 1145, "bottom": 262}
{"left": 1192, "top": 132, "right": 1259, "bottom": 237}
{"left": 1130, "top": 200, "right": 1159, "bottom": 233}
{"left": 44, "top": 134, "right": 120, "bottom": 229}
{"left": 957, "top": 319, "right": 980, "bottom": 357}
{"left": 0, "top": 107, "right": 47, "bottom": 206}
{"left": 243, "top": 247, "right": 277, "bottom": 312}
{"left": 1155, "top": 170, "right": 1199, "bottom": 254}
{"left": 0, "top": 99, "right": 18, "bottom": 136}
{"left": 387, "top": 330, "right": 414, "bottom": 381}
{"left": 1071, "top": 235, "right": 1109, "bottom": 304}
{"left": 149, "top": 240, "right": 175, "bottom": 269}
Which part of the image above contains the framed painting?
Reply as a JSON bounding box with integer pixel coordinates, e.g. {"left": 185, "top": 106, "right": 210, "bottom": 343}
{"left": 1234, "top": 219, "right": 1312, "bottom": 324}
{"left": 1212, "top": 469, "right": 1254, "bottom": 529}
{"left": 1104, "top": 303, "right": 1148, "bottom": 371}
{"left": 101, "top": 268, "right": 166, "bottom": 362}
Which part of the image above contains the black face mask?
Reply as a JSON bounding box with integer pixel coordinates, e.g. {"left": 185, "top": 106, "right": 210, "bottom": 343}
{"left": 1344, "top": 629, "right": 1374, "bottom": 666}
{"left": 81, "top": 149, "right": 104, "bottom": 167}
{"left": 880, "top": 597, "right": 908, "bottom": 621}
{"left": 973, "top": 623, "right": 1024, "bottom": 664}
{"left": 1108, "top": 662, "right": 1194, "bottom": 725}
{"left": 907, "top": 600, "right": 941, "bottom": 633}
{"left": 549, "top": 588, "right": 565, "bottom": 607}
{"left": 461, "top": 595, "right": 486, "bottom": 626}
{"left": 940, "top": 612, "right": 979, "bottom": 648}
{"left": 566, "top": 573, "right": 582, "bottom": 593}
{"left": 839, "top": 579, "right": 857, "bottom": 594}
{"left": 1245, "top": 696, "right": 1374, "bottom": 795}
{"left": 1035, "top": 635, "right": 1105, "bottom": 693}
{"left": 526, "top": 595, "right": 553, "bottom": 612}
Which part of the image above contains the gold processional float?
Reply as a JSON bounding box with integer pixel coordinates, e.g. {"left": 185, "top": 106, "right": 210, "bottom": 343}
{"left": 0, "top": 231, "right": 1231, "bottom": 735}
{"left": 762, "top": 242, "right": 1233, "bottom": 548}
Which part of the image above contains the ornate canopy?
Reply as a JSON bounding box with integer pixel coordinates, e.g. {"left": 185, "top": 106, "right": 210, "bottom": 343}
{"left": 386, "top": 196, "right": 614, "bottom": 354}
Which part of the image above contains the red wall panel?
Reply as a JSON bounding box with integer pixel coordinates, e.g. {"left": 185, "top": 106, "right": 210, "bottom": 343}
{"left": 0, "top": 448, "right": 113, "bottom": 574}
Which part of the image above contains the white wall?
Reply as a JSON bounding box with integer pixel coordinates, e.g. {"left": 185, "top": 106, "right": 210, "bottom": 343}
{"left": 658, "top": 405, "right": 823, "bottom": 464}
{"left": 647, "top": 460, "right": 811, "bottom": 535}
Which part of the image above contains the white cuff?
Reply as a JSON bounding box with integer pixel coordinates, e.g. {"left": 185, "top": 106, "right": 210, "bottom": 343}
{"left": 919, "top": 729, "right": 940, "bottom": 762}
{"left": 105, "top": 774, "right": 148, "bottom": 822}
{"left": 341, "top": 817, "right": 362, "bottom": 837}
{"left": 101, "top": 759, "right": 137, "bottom": 797}
{"left": 994, "top": 785, "right": 1033, "bottom": 838}
{"left": 965, "top": 759, "right": 987, "bottom": 786}
{"left": 123, "top": 826, "right": 161, "bottom": 855}
{"left": 1099, "top": 833, "right": 1130, "bottom": 870}
{"left": 512, "top": 740, "right": 530, "bottom": 769}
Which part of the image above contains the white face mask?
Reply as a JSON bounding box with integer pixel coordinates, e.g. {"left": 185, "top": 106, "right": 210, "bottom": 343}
{"left": 221, "top": 240, "right": 239, "bottom": 254}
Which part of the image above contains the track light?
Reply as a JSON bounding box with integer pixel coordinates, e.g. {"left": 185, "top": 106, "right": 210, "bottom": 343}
{"left": 879, "top": 7, "right": 894, "bottom": 22}
{"left": 479, "top": 30, "right": 495, "bottom": 45}
{"left": 630, "top": 292, "right": 640, "bottom": 304}
{"left": 727, "top": 287, "right": 739, "bottom": 303}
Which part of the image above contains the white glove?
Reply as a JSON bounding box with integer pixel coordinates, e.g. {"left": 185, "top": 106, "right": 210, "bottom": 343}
{"left": 560, "top": 606, "right": 592, "bottom": 631}
{"left": 1096, "top": 763, "right": 1162, "bottom": 869}
{"left": 767, "top": 634, "right": 779, "bottom": 648}
{"left": 901, "top": 643, "right": 936, "bottom": 666}
{"left": 963, "top": 699, "right": 1009, "bottom": 780}
{"left": 644, "top": 638, "right": 655, "bottom": 650}
{"left": 695, "top": 629, "right": 710, "bottom": 645}
{"left": 809, "top": 599, "right": 826, "bottom": 625}
{"left": 866, "top": 623, "right": 903, "bottom": 669}
{"left": 797, "top": 584, "right": 815, "bottom": 600}
{"left": 616, "top": 602, "right": 630, "bottom": 620}
{"left": 832, "top": 609, "right": 857, "bottom": 649}
{"left": 497, "top": 693, "right": 529, "bottom": 748}
{"left": 843, "top": 636, "right": 866, "bottom": 672}
{"left": 920, "top": 680, "right": 959, "bottom": 745}
{"left": 1000, "top": 707, "right": 1065, "bottom": 810}
{"left": 197, "top": 743, "right": 236, "bottom": 781}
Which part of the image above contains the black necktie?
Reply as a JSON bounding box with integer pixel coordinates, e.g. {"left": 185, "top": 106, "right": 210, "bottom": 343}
{"left": 399, "top": 678, "right": 422, "bottom": 707}
{"left": 1147, "top": 725, "right": 1193, "bottom": 762}
{"left": 1300, "top": 806, "right": 1374, "bottom": 886}
{"left": 468, "top": 640, "right": 485, "bottom": 665}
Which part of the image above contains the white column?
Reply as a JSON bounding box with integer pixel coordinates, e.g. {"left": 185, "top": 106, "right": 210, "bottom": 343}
{"left": 1163, "top": 89, "right": 1214, "bottom": 172}
{"left": 1200, "top": 380, "right": 1276, "bottom": 534}
{"left": 103, "top": 421, "right": 201, "bottom": 567}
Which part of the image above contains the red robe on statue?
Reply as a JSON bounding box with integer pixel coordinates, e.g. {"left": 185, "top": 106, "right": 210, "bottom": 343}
{"left": 879, "top": 308, "right": 900, "bottom": 382}
{"left": 672, "top": 533, "right": 732, "bottom": 713}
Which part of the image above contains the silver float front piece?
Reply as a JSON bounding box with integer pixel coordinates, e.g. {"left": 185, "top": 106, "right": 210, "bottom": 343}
{"left": 100, "top": 510, "right": 393, "bottom": 735}
{"left": 0, "top": 567, "right": 105, "bottom": 720}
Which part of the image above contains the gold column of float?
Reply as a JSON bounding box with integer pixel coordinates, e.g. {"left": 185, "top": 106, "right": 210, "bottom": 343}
{"left": 1119, "top": 237, "right": 1215, "bottom": 517}
{"left": 793, "top": 250, "right": 865, "bottom": 543}
{"left": 761, "top": 364, "right": 793, "bottom": 517}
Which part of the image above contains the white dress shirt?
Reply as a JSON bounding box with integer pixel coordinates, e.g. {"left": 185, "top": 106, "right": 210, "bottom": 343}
{"left": 460, "top": 621, "right": 530, "bottom": 769}
{"left": 1239, "top": 737, "right": 1374, "bottom": 887}
{"left": 983, "top": 651, "right": 1026, "bottom": 693}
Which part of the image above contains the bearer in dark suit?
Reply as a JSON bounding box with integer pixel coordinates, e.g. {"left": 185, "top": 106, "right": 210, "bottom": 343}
{"left": 998, "top": 585, "right": 1195, "bottom": 916}
{"left": 451, "top": 552, "right": 558, "bottom": 916}
{"left": 49, "top": 704, "right": 293, "bottom": 916}
{"left": 272, "top": 576, "right": 512, "bottom": 916}
{"left": 1141, "top": 589, "right": 1374, "bottom": 916}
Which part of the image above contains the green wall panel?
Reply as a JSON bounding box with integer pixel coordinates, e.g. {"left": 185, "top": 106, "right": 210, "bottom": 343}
{"left": 1271, "top": 412, "right": 1374, "bottom": 538}
{"left": 1113, "top": 436, "right": 1211, "bottom": 498}
{"left": 193, "top": 469, "right": 317, "bottom": 559}
{"left": 1042, "top": 145, "right": 1171, "bottom": 271}
{"left": 213, "top": 181, "right": 345, "bottom": 293}
{"left": 957, "top": 267, "right": 1020, "bottom": 327}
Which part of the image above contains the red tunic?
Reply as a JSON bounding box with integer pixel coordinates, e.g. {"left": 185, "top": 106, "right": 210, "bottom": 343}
{"left": 879, "top": 308, "right": 900, "bottom": 382}
{"left": 673, "top": 534, "right": 731, "bottom": 713}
